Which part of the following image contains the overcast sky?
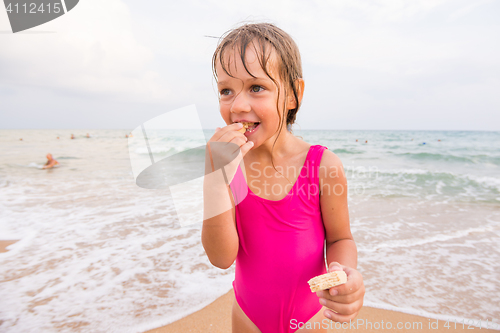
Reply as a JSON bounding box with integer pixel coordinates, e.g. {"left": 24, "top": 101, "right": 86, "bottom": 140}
{"left": 1, "top": 0, "right": 499, "bottom": 130}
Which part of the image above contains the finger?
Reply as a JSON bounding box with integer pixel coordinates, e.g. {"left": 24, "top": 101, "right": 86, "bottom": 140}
{"left": 329, "top": 266, "right": 363, "bottom": 297}
{"left": 226, "top": 137, "right": 253, "bottom": 156}
{"left": 316, "top": 282, "right": 364, "bottom": 304}
{"left": 324, "top": 307, "right": 361, "bottom": 324}
{"left": 211, "top": 123, "right": 243, "bottom": 141}
{"left": 328, "top": 261, "right": 343, "bottom": 273}
{"left": 321, "top": 298, "right": 363, "bottom": 318}
{"left": 217, "top": 130, "right": 248, "bottom": 144}
{"left": 240, "top": 140, "right": 254, "bottom": 155}
{"left": 227, "top": 136, "right": 249, "bottom": 154}
{"left": 231, "top": 136, "right": 248, "bottom": 144}
{"left": 208, "top": 135, "right": 251, "bottom": 172}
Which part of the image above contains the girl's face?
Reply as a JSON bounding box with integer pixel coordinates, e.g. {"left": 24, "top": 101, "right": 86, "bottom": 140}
{"left": 216, "top": 44, "right": 296, "bottom": 149}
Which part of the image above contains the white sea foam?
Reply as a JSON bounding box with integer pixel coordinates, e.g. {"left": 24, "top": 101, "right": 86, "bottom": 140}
{"left": 0, "top": 176, "right": 236, "bottom": 332}
{"left": 358, "top": 226, "right": 495, "bottom": 253}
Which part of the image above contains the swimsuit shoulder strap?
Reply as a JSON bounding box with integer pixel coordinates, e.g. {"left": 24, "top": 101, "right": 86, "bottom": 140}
{"left": 306, "top": 145, "right": 328, "bottom": 191}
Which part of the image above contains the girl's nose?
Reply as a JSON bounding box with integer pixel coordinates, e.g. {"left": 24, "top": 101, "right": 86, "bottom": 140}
{"left": 230, "top": 92, "right": 251, "bottom": 113}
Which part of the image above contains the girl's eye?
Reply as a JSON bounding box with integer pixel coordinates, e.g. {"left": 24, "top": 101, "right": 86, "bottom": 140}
{"left": 251, "top": 85, "right": 264, "bottom": 93}
{"left": 220, "top": 89, "right": 231, "bottom": 96}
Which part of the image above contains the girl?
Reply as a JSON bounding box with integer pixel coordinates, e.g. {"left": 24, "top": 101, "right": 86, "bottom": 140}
{"left": 202, "top": 23, "right": 364, "bottom": 333}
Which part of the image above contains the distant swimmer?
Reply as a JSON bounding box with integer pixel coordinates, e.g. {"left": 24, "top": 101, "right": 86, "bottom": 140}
{"left": 438, "top": 139, "right": 441, "bottom": 142}
{"left": 20, "top": 138, "right": 23, "bottom": 141}
{"left": 86, "top": 133, "right": 90, "bottom": 138}
{"left": 71, "top": 134, "right": 75, "bottom": 139}
{"left": 356, "top": 139, "right": 358, "bottom": 142}
{"left": 57, "top": 137, "right": 60, "bottom": 139}
{"left": 125, "top": 134, "right": 129, "bottom": 138}
{"left": 365, "top": 140, "right": 368, "bottom": 143}
{"left": 43, "top": 153, "right": 60, "bottom": 169}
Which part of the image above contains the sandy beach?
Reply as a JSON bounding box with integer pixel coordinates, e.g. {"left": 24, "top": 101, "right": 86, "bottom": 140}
{"left": 145, "top": 288, "right": 498, "bottom": 333}
{"left": 0, "top": 240, "right": 18, "bottom": 253}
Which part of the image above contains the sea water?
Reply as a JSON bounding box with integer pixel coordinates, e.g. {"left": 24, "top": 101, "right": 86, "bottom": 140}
{"left": 0, "top": 129, "right": 499, "bottom": 332}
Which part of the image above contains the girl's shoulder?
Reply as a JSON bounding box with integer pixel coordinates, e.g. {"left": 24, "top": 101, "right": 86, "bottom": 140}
{"left": 293, "top": 140, "right": 333, "bottom": 165}
{"left": 317, "top": 148, "right": 346, "bottom": 186}
{"left": 297, "top": 139, "right": 337, "bottom": 165}
{"left": 297, "top": 140, "right": 338, "bottom": 167}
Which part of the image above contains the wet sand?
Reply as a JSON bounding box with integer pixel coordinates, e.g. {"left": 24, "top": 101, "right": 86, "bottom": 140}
{"left": 144, "top": 288, "right": 498, "bottom": 333}
{"left": 0, "top": 240, "right": 18, "bottom": 253}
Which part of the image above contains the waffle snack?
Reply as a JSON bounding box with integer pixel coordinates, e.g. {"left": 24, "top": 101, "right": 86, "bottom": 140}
{"left": 308, "top": 271, "right": 347, "bottom": 292}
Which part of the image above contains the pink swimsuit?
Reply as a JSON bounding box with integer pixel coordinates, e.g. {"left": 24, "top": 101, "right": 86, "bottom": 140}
{"left": 229, "top": 144, "right": 328, "bottom": 333}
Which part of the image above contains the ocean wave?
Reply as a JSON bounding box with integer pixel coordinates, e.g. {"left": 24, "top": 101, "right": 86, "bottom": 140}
{"left": 396, "top": 152, "right": 500, "bottom": 165}
{"left": 134, "top": 146, "right": 178, "bottom": 155}
{"left": 134, "top": 145, "right": 206, "bottom": 156}
{"left": 358, "top": 226, "right": 494, "bottom": 253}
{"left": 332, "top": 148, "right": 364, "bottom": 155}
{"left": 346, "top": 168, "right": 500, "bottom": 203}
{"left": 371, "top": 169, "right": 500, "bottom": 195}
{"left": 27, "top": 163, "right": 44, "bottom": 169}
{"left": 0, "top": 177, "right": 235, "bottom": 333}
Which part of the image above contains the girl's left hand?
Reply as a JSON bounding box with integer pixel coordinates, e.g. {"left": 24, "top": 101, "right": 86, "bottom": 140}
{"left": 315, "top": 262, "right": 365, "bottom": 323}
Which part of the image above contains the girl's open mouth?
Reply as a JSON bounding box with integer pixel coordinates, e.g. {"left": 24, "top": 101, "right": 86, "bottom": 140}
{"left": 239, "top": 122, "right": 261, "bottom": 136}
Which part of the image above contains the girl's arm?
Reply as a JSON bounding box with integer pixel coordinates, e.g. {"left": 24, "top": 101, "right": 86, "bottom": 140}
{"left": 201, "top": 123, "right": 252, "bottom": 269}
{"left": 319, "top": 150, "right": 355, "bottom": 267}
{"left": 318, "top": 150, "right": 365, "bottom": 322}
{"left": 201, "top": 180, "right": 239, "bottom": 269}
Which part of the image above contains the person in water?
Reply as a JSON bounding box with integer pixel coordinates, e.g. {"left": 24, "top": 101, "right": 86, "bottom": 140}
{"left": 42, "top": 154, "right": 60, "bottom": 169}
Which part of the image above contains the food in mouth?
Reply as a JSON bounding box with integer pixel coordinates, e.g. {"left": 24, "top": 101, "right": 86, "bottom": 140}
{"left": 236, "top": 121, "right": 260, "bottom": 133}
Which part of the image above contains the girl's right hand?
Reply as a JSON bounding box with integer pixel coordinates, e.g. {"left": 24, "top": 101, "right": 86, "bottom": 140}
{"left": 205, "top": 122, "right": 254, "bottom": 184}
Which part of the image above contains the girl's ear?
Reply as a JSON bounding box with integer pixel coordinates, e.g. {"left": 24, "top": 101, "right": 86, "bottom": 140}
{"left": 286, "top": 78, "right": 305, "bottom": 110}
